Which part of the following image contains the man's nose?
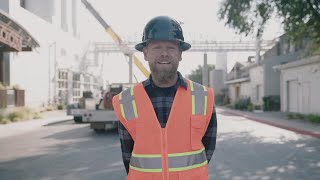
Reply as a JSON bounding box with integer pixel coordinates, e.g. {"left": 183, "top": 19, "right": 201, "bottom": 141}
{"left": 160, "top": 48, "right": 170, "bottom": 56}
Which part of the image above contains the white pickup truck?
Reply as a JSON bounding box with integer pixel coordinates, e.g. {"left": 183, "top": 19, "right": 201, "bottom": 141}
{"left": 68, "top": 84, "right": 130, "bottom": 131}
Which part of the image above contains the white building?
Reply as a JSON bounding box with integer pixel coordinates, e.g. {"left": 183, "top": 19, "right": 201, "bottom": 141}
{"left": 0, "top": 0, "right": 106, "bottom": 107}
{"left": 274, "top": 55, "right": 320, "bottom": 114}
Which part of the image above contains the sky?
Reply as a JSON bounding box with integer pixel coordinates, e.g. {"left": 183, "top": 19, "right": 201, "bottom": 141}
{"left": 79, "top": 0, "right": 283, "bottom": 84}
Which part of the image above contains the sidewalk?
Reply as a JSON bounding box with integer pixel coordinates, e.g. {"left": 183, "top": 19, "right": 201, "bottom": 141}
{"left": 218, "top": 107, "right": 320, "bottom": 138}
{"left": 0, "top": 110, "right": 72, "bottom": 139}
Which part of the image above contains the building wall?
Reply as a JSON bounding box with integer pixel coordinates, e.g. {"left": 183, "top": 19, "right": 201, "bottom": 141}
{"left": 227, "top": 81, "right": 250, "bottom": 104}
{"left": 279, "top": 58, "right": 320, "bottom": 114}
{"left": 264, "top": 52, "right": 300, "bottom": 97}
{"left": 262, "top": 34, "right": 304, "bottom": 97}
{"left": 24, "top": 0, "right": 55, "bottom": 23}
{"left": 0, "top": 0, "right": 9, "bottom": 12}
{"left": 3, "top": 0, "right": 104, "bottom": 107}
{"left": 249, "top": 65, "right": 264, "bottom": 105}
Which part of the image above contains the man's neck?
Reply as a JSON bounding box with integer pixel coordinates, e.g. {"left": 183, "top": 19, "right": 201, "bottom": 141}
{"left": 151, "top": 73, "right": 178, "bottom": 88}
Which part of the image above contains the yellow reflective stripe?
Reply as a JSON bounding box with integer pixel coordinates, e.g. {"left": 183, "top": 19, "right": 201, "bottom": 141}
{"left": 168, "top": 147, "right": 205, "bottom": 157}
{"left": 203, "top": 85, "right": 207, "bottom": 91}
{"left": 120, "top": 104, "right": 126, "bottom": 120}
{"left": 119, "top": 92, "right": 123, "bottom": 100}
{"left": 189, "top": 80, "right": 194, "bottom": 91}
{"left": 203, "top": 85, "right": 207, "bottom": 115}
{"left": 132, "top": 100, "right": 138, "bottom": 118}
{"left": 169, "top": 160, "right": 208, "bottom": 172}
{"left": 192, "top": 95, "right": 195, "bottom": 115}
{"left": 129, "top": 165, "right": 162, "bottom": 173}
{"left": 130, "top": 87, "right": 134, "bottom": 96}
{"left": 132, "top": 153, "right": 162, "bottom": 158}
{"left": 204, "top": 96, "right": 207, "bottom": 115}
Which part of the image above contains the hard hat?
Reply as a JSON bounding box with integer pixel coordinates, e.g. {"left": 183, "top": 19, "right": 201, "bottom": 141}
{"left": 135, "top": 16, "right": 191, "bottom": 52}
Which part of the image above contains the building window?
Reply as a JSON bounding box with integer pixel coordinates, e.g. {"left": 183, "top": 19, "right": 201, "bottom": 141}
{"left": 20, "top": 0, "right": 26, "bottom": 8}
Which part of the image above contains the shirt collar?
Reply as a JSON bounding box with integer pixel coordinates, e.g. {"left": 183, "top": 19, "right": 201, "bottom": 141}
{"left": 143, "top": 71, "right": 188, "bottom": 89}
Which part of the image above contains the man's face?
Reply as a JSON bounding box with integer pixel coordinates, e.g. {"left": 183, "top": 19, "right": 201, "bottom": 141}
{"left": 143, "top": 40, "right": 182, "bottom": 82}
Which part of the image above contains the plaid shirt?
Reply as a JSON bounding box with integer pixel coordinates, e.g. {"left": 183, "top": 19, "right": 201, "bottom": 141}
{"left": 118, "top": 72, "right": 217, "bottom": 174}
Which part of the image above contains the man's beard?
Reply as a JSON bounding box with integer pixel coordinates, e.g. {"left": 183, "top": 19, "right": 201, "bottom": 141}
{"left": 149, "top": 61, "right": 179, "bottom": 84}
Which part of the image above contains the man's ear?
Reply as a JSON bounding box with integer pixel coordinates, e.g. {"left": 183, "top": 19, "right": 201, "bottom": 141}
{"left": 143, "top": 47, "right": 148, "bottom": 61}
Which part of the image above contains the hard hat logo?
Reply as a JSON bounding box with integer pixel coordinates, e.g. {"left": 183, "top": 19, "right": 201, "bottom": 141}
{"left": 135, "top": 16, "right": 191, "bottom": 52}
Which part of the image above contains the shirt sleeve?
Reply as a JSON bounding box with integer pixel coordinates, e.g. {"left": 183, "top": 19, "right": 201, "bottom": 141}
{"left": 118, "top": 121, "right": 134, "bottom": 174}
{"left": 202, "top": 108, "right": 217, "bottom": 163}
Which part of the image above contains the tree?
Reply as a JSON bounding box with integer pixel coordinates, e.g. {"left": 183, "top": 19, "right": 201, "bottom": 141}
{"left": 188, "top": 65, "right": 215, "bottom": 84}
{"left": 218, "top": 0, "right": 320, "bottom": 46}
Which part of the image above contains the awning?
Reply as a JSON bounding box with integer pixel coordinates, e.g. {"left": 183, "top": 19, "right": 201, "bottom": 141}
{"left": 0, "top": 10, "right": 39, "bottom": 52}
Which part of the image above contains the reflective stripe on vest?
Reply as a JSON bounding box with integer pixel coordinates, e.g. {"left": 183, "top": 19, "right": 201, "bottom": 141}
{"left": 129, "top": 148, "right": 207, "bottom": 172}
{"left": 119, "top": 87, "right": 138, "bottom": 121}
{"left": 189, "top": 80, "right": 208, "bottom": 115}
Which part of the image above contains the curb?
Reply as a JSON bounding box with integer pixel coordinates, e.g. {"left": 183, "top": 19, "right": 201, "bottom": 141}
{"left": 44, "top": 118, "right": 73, "bottom": 126}
{"left": 223, "top": 109, "right": 320, "bottom": 139}
{"left": 0, "top": 116, "right": 73, "bottom": 139}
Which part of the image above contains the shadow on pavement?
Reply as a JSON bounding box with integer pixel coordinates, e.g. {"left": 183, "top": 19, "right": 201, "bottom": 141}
{"left": 209, "top": 130, "right": 320, "bottom": 180}
{"left": 0, "top": 124, "right": 125, "bottom": 180}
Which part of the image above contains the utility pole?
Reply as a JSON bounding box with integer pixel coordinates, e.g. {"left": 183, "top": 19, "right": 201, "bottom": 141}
{"left": 129, "top": 54, "right": 133, "bottom": 84}
{"left": 202, "top": 52, "right": 208, "bottom": 86}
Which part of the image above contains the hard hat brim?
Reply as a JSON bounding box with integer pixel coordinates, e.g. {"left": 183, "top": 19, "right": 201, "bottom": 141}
{"left": 135, "top": 41, "right": 191, "bottom": 52}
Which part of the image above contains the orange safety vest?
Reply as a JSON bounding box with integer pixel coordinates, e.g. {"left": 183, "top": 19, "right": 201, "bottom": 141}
{"left": 112, "top": 79, "right": 214, "bottom": 180}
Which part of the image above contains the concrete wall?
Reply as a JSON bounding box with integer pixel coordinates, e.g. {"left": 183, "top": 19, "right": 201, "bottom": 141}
{"left": 279, "top": 57, "right": 320, "bottom": 114}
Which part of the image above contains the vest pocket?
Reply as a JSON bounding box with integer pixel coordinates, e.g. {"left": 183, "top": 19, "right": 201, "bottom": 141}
{"left": 191, "top": 116, "right": 206, "bottom": 150}
{"left": 135, "top": 121, "right": 145, "bottom": 148}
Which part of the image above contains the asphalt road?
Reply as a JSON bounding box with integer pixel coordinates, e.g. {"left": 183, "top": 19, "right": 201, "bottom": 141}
{"left": 0, "top": 109, "right": 319, "bottom": 180}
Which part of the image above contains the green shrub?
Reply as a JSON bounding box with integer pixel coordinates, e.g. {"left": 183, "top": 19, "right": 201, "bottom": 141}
{"left": 0, "top": 82, "right": 5, "bottom": 90}
{"left": 263, "top": 95, "right": 280, "bottom": 111}
{"left": 215, "top": 94, "right": 224, "bottom": 106}
{"left": 234, "top": 98, "right": 251, "bottom": 111}
{"left": 0, "top": 114, "right": 5, "bottom": 122}
{"left": 7, "top": 111, "right": 23, "bottom": 122}
{"left": 285, "top": 112, "right": 295, "bottom": 119}
{"left": 306, "top": 114, "right": 320, "bottom": 123}
{"left": 247, "top": 103, "right": 254, "bottom": 112}
{"left": 46, "top": 106, "right": 54, "bottom": 111}
{"left": 225, "top": 104, "right": 234, "bottom": 109}
{"left": 57, "top": 104, "right": 65, "bottom": 110}
{"left": 32, "top": 112, "right": 42, "bottom": 119}
{"left": 0, "top": 118, "right": 10, "bottom": 124}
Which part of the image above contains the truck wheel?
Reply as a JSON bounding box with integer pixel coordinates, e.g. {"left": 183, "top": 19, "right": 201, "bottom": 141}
{"left": 74, "top": 116, "right": 83, "bottom": 123}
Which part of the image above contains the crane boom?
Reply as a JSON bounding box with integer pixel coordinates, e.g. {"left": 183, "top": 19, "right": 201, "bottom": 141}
{"left": 81, "top": 0, "right": 150, "bottom": 78}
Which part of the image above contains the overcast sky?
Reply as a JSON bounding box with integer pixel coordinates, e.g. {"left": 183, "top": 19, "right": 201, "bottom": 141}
{"left": 80, "top": 0, "right": 283, "bottom": 83}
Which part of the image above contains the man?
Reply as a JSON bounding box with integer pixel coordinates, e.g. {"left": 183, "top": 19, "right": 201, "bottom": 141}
{"left": 112, "top": 16, "right": 217, "bottom": 180}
